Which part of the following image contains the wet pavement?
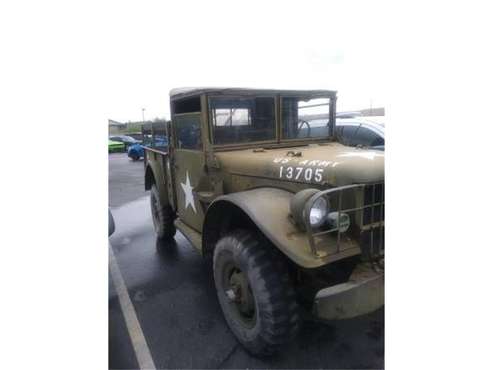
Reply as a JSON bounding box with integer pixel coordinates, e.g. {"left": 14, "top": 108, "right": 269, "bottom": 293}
{"left": 109, "top": 152, "right": 384, "bottom": 369}
{"left": 109, "top": 153, "right": 147, "bottom": 207}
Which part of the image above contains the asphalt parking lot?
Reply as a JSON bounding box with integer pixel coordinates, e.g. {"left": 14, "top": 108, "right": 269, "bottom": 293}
{"left": 108, "top": 152, "right": 384, "bottom": 369}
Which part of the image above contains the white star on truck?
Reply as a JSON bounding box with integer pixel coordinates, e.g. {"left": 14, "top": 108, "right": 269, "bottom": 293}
{"left": 180, "top": 171, "right": 197, "bottom": 213}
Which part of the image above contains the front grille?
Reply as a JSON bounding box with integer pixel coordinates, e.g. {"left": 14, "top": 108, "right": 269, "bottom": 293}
{"left": 360, "top": 182, "right": 385, "bottom": 261}
{"left": 363, "top": 183, "right": 384, "bottom": 225}
{"left": 305, "top": 182, "right": 385, "bottom": 262}
{"left": 360, "top": 226, "right": 385, "bottom": 261}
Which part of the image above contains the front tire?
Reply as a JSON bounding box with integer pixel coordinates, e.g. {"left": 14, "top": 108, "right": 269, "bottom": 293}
{"left": 213, "top": 230, "right": 300, "bottom": 356}
{"left": 150, "top": 185, "right": 176, "bottom": 240}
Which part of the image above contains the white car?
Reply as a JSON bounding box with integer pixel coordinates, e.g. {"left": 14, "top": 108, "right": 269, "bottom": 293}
{"left": 336, "top": 117, "right": 385, "bottom": 150}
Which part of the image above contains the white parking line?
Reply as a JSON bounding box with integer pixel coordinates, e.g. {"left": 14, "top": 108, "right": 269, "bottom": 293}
{"left": 109, "top": 243, "right": 156, "bottom": 370}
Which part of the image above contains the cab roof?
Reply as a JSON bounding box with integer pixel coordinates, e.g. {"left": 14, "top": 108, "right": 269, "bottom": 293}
{"left": 169, "top": 87, "right": 337, "bottom": 100}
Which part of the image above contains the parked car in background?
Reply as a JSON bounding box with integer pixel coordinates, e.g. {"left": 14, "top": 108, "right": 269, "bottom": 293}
{"left": 126, "top": 133, "right": 143, "bottom": 141}
{"left": 151, "top": 136, "right": 168, "bottom": 149}
{"left": 108, "top": 139, "right": 125, "bottom": 153}
{"left": 336, "top": 117, "right": 385, "bottom": 150}
{"left": 141, "top": 121, "right": 169, "bottom": 152}
{"left": 109, "top": 135, "right": 141, "bottom": 150}
{"left": 128, "top": 134, "right": 168, "bottom": 161}
{"left": 127, "top": 143, "right": 145, "bottom": 161}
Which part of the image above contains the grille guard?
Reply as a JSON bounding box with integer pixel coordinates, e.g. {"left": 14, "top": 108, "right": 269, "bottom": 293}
{"left": 303, "top": 183, "right": 385, "bottom": 262}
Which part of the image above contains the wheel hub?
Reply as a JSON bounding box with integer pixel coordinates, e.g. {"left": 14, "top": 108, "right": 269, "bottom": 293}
{"left": 226, "top": 269, "right": 254, "bottom": 317}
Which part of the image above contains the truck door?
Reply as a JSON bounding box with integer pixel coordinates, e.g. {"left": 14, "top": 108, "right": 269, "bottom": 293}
{"left": 172, "top": 112, "right": 206, "bottom": 232}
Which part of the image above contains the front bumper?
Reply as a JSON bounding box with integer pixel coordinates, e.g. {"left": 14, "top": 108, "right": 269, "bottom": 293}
{"left": 313, "top": 262, "right": 384, "bottom": 320}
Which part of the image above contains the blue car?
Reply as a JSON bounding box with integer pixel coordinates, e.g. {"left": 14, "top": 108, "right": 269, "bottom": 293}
{"left": 127, "top": 143, "right": 145, "bottom": 161}
{"left": 128, "top": 136, "right": 168, "bottom": 160}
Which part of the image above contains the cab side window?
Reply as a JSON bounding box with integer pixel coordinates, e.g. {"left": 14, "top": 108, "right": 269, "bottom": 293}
{"left": 175, "top": 113, "right": 202, "bottom": 150}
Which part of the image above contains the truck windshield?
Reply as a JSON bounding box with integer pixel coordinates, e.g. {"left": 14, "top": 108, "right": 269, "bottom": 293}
{"left": 210, "top": 97, "right": 276, "bottom": 145}
{"left": 282, "top": 96, "right": 331, "bottom": 140}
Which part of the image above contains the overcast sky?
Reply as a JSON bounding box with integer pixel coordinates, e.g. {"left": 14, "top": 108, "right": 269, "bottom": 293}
{"left": 103, "top": 1, "right": 386, "bottom": 123}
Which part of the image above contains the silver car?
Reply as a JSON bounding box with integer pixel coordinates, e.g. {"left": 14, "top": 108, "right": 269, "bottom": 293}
{"left": 336, "top": 117, "right": 385, "bottom": 150}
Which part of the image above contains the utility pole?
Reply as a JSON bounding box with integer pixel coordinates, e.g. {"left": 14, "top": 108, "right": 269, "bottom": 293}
{"left": 141, "top": 108, "right": 146, "bottom": 124}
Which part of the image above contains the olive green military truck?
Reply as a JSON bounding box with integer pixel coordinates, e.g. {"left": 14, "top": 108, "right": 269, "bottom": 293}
{"left": 143, "top": 87, "right": 384, "bottom": 356}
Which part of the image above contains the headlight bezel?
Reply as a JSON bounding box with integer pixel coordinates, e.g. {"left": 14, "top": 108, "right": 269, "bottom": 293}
{"left": 290, "top": 188, "right": 330, "bottom": 230}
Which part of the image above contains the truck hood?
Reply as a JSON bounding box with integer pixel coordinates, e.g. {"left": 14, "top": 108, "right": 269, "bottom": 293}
{"left": 214, "top": 142, "right": 384, "bottom": 187}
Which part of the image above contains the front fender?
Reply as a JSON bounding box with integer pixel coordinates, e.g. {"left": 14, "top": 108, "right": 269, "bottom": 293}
{"left": 206, "top": 188, "right": 326, "bottom": 268}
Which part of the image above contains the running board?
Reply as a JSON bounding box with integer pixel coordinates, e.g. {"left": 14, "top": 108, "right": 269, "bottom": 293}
{"left": 174, "top": 219, "right": 202, "bottom": 254}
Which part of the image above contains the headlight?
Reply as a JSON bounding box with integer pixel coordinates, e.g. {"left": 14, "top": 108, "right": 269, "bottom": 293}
{"left": 309, "top": 197, "right": 328, "bottom": 227}
{"left": 290, "top": 189, "right": 329, "bottom": 230}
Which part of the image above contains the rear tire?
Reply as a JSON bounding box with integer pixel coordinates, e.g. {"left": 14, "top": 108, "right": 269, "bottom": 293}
{"left": 150, "top": 185, "right": 176, "bottom": 240}
{"left": 213, "top": 230, "right": 300, "bottom": 356}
